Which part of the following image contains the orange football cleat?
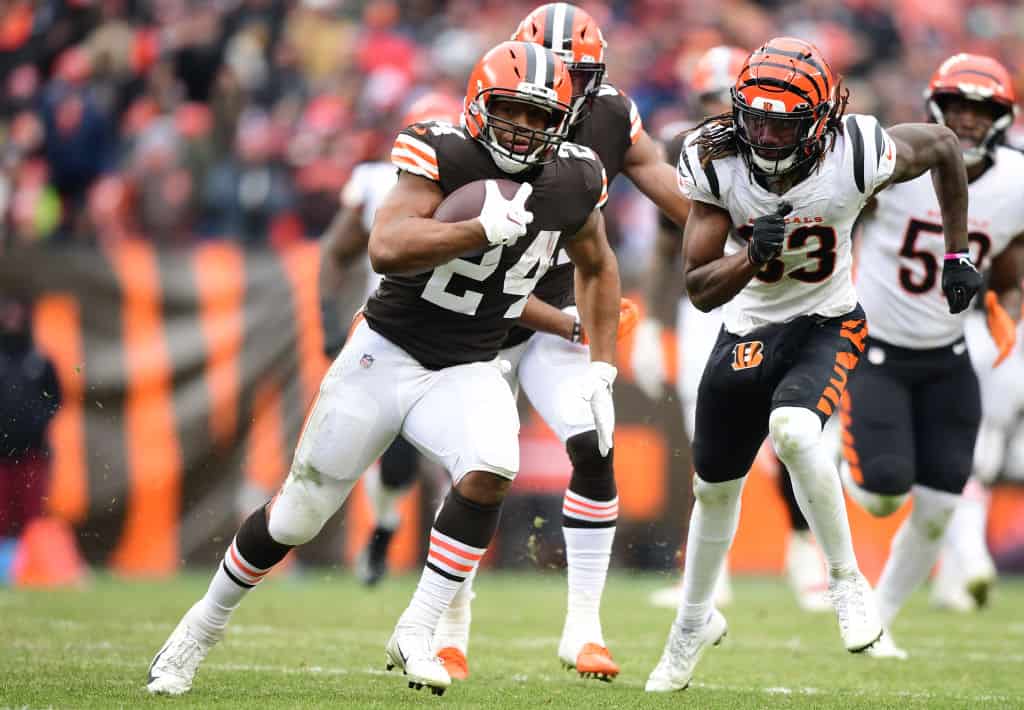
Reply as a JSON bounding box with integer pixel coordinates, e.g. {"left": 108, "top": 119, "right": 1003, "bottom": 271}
{"left": 436, "top": 647, "right": 469, "bottom": 681}
{"left": 567, "top": 643, "right": 619, "bottom": 681}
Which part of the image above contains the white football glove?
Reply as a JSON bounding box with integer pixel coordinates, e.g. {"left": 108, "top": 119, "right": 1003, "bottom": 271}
{"left": 631, "top": 318, "right": 666, "bottom": 400}
{"left": 581, "top": 361, "right": 617, "bottom": 456}
{"left": 477, "top": 180, "right": 533, "bottom": 247}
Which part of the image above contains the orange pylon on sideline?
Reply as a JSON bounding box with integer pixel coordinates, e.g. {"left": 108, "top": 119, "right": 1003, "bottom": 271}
{"left": 13, "top": 516, "right": 88, "bottom": 588}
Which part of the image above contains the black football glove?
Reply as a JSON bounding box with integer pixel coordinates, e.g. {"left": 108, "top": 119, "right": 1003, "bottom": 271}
{"left": 941, "top": 250, "right": 983, "bottom": 314}
{"left": 747, "top": 202, "right": 792, "bottom": 265}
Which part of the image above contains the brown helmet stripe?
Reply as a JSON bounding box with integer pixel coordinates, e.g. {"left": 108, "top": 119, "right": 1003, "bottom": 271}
{"left": 561, "top": 4, "right": 576, "bottom": 53}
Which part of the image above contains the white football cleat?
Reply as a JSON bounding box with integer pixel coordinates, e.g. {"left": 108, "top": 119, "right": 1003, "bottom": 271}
{"left": 866, "top": 628, "right": 908, "bottom": 660}
{"left": 645, "top": 609, "right": 727, "bottom": 692}
{"left": 386, "top": 628, "right": 451, "bottom": 696}
{"left": 146, "top": 605, "right": 221, "bottom": 695}
{"left": 828, "top": 572, "right": 882, "bottom": 653}
{"left": 786, "top": 531, "right": 831, "bottom": 613}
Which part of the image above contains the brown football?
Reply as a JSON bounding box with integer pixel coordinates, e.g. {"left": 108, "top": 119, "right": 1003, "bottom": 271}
{"left": 432, "top": 179, "right": 523, "bottom": 222}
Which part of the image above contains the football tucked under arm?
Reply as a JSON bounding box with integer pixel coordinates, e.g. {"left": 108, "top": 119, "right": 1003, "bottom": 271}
{"left": 434, "top": 179, "right": 533, "bottom": 247}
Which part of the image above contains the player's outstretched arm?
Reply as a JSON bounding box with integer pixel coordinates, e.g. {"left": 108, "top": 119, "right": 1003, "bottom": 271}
{"left": 624, "top": 131, "right": 692, "bottom": 232}
{"left": 368, "top": 172, "right": 489, "bottom": 275}
{"left": 886, "top": 123, "right": 969, "bottom": 255}
{"left": 567, "top": 208, "right": 620, "bottom": 365}
{"left": 682, "top": 199, "right": 761, "bottom": 312}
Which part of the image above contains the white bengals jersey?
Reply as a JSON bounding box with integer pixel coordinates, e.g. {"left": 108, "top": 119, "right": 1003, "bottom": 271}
{"left": 857, "top": 146, "right": 1024, "bottom": 349}
{"left": 339, "top": 161, "right": 397, "bottom": 298}
{"left": 678, "top": 114, "right": 897, "bottom": 336}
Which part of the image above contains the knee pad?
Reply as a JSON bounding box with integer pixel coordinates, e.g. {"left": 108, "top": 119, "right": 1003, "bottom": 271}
{"left": 769, "top": 407, "right": 821, "bottom": 462}
{"left": 565, "top": 430, "right": 615, "bottom": 500}
{"left": 693, "top": 475, "right": 745, "bottom": 508}
{"left": 839, "top": 461, "right": 909, "bottom": 517}
{"left": 267, "top": 475, "right": 341, "bottom": 546}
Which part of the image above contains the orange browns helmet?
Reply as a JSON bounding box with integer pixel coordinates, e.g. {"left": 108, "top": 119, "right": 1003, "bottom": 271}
{"left": 925, "top": 53, "right": 1018, "bottom": 166}
{"left": 401, "top": 91, "right": 463, "bottom": 127}
{"left": 691, "top": 46, "right": 747, "bottom": 101}
{"left": 731, "top": 37, "right": 845, "bottom": 177}
{"left": 464, "top": 40, "right": 574, "bottom": 174}
{"left": 512, "top": 3, "right": 607, "bottom": 123}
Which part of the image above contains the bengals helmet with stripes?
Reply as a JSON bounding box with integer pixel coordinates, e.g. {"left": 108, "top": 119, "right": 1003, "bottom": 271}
{"left": 512, "top": 3, "right": 607, "bottom": 124}
{"left": 732, "top": 37, "right": 844, "bottom": 177}
{"left": 464, "top": 41, "right": 574, "bottom": 174}
{"left": 925, "top": 53, "right": 1017, "bottom": 167}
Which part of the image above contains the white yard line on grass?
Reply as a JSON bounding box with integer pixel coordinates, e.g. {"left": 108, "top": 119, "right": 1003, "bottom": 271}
{"left": 14, "top": 626, "right": 1024, "bottom": 665}
{"left": 5, "top": 651, "right": 1020, "bottom": 704}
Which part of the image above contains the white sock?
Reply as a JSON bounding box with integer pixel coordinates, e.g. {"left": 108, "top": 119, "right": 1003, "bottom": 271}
{"left": 770, "top": 407, "right": 858, "bottom": 578}
{"left": 398, "top": 530, "right": 485, "bottom": 635}
{"left": 677, "top": 477, "right": 745, "bottom": 630}
{"left": 192, "top": 538, "right": 275, "bottom": 642}
{"left": 434, "top": 567, "right": 476, "bottom": 653}
{"left": 563, "top": 526, "right": 616, "bottom": 645}
{"left": 364, "top": 465, "right": 404, "bottom": 531}
{"left": 877, "top": 485, "right": 959, "bottom": 626}
{"left": 561, "top": 490, "right": 617, "bottom": 645}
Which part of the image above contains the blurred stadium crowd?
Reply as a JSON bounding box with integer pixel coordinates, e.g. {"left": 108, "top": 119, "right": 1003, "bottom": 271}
{"left": 2, "top": 0, "right": 1024, "bottom": 260}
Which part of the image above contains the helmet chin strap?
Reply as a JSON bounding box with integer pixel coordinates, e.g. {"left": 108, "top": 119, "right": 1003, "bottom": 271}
{"left": 484, "top": 125, "right": 543, "bottom": 174}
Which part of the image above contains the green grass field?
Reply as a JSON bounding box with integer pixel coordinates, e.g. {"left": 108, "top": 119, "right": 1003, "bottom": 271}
{"left": 2, "top": 571, "right": 1022, "bottom": 709}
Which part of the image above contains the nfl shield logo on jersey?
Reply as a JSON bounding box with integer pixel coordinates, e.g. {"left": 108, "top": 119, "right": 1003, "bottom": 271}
{"left": 360, "top": 353, "right": 375, "bottom": 369}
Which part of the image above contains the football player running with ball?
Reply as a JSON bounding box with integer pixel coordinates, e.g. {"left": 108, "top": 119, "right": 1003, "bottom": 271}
{"left": 146, "top": 41, "right": 621, "bottom": 698}
{"left": 646, "top": 37, "right": 977, "bottom": 692}
{"left": 840, "top": 53, "right": 1023, "bottom": 657}
{"left": 429, "top": 3, "right": 690, "bottom": 682}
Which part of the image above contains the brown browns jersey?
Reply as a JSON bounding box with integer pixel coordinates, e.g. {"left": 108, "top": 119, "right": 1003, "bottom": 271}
{"left": 363, "top": 121, "right": 607, "bottom": 369}
{"left": 504, "top": 83, "right": 641, "bottom": 346}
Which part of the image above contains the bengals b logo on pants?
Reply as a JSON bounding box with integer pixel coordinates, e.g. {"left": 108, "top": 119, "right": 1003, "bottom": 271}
{"left": 732, "top": 340, "right": 764, "bottom": 371}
